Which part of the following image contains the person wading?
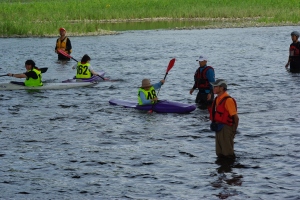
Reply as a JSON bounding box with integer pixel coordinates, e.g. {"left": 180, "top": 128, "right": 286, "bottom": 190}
{"left": 190, "top": 55, "right": 215, "bottom": 110}
{"left": 285, "top": 31, "right": 300, "bottom": 73}
{"left": 55, "top": 27, "right": 72, "bottom": 61}
{"left": 209, "top": 79, "right": 239, "bottom": 159}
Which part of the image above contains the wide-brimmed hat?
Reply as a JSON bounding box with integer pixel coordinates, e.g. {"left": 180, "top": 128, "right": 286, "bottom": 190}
{"left": 141, "top": 79, "right": 152, "bottom": 88}
{"left": 210, "top": 79, "right": 227, "bottom": 89}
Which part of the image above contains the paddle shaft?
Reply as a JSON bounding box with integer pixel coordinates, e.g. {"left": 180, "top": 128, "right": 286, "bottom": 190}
{"left": 148, "top": 58, "right": 175, "bottom": 113}
{"left": 155, "top": 73, "right": 168, "bottom": 97}
{"left": 1, "top": 67, "right": 48, "bottom": 77}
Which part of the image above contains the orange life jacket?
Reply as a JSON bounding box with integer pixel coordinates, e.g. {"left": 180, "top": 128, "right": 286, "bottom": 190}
{"left": 211, "top": 96, "right": 237, "bottom": 126}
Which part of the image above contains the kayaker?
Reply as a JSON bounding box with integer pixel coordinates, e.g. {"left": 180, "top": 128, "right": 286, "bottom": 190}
{"left": 7, "top": 60, "right": 43, "bottom": 86}
{"left": 190, "top": 55, "right": 215, "bottom": 110}
{"left": 138, "top": 79, "right": 165, "bottom": 105}
{"left": 55, "top": 27, "right": 72, "bottom": 61}
{"left": 285, "top": 31, "right": 300, "bottom": 73}
{"left": 209, "top": 79, "right": 239, "bottom": 160}
{"left": 72, "top": 54, "right": 99, "bottom": 79}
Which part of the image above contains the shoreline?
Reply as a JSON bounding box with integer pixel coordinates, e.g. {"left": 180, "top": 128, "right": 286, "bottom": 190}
{"left": 1, "top": 17, "right": 300, "bottom": 38}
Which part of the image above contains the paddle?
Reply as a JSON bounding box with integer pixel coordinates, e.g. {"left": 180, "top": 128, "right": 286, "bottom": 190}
{"left": 57, "top": 49, "right": 107, "bottom": 81}
{"left": 148, "top": 58, "right": 176, "bottom": 113}
{"left": 57, "top": 49, "right": 79, "bottom": 62}
{"left": 0, "top": 67, "right": 48, "bottom": 77}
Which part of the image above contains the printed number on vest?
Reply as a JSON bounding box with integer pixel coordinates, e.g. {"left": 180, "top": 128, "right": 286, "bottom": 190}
{"left": 147, "top": 90, "right": 157, "bottom": 99}
{"left": 77, "top": 65, "right": 88, "bottom": 75}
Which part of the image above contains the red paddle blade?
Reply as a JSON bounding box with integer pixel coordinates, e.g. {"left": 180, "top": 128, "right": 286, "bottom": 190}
{"left": 166, "top": 58, "right": 176, "bottom": 73}
{"left": 57, "top": 49, "right": 71, "bottom": 58}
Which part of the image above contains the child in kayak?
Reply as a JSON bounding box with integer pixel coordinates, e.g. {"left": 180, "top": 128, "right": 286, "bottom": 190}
{"left": 7, "top": 60, "right": 43, "bottom": 86}
{"left": 138, "top": 78, "right": 165, "bottom": 105}
{"left": 72, "top": 54, "right": 99, "bottom": 79}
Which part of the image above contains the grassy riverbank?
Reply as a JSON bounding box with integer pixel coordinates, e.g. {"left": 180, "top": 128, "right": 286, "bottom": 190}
{"left": 1, "top": 0, "right": 299, "bottom": 37}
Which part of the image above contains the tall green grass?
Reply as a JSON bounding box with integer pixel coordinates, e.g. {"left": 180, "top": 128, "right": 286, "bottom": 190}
{"left": 0, "top": 0, "right": 299, "bottom": 37}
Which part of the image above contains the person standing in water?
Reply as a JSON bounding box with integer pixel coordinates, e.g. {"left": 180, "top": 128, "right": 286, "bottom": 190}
{"left": 209, "top": 79, "right": 239, "bottom": 159}
{"left": 190, "top": 55, "right": 215, "bottom": 110}
{"left": 285, "top": 31, "right": 300, "bottom": 73}
{"left": 55, "top": 27, "right": 72, "bottom": 61}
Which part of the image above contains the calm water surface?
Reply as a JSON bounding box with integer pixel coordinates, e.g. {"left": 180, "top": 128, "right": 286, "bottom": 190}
{"left": 0, "top": 26, "right": 300, "bottom": 199}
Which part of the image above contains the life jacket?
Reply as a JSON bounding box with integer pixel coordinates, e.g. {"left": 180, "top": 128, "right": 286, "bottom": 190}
{"left": 24, "top": 68, "right": 43, "bottom": 86}
{"left": 194, "top": 66, "right": 213, "bottom": 90}
{"left": 211, "top": 96, "right": 237, "bottom": 126}
{"left": 56, "top": 37, "right": 72, "bottom": 53}
{"left": 76, "top": 62, "right": 92, "bottom": 79}
{"left": 289, "top": 42, "right": 300, "bottom": 58}
{"left": 138, "top": 86, "right": 157, "bottom": 105}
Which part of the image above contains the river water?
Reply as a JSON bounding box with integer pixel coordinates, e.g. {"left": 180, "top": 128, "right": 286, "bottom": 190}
{"left": 0, "top": 26, "right": 300, "bottom": 199}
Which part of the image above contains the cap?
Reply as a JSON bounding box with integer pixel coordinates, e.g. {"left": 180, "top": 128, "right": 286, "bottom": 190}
{"left": 59, "top": 27, "right": 66, "bottom": 32}
{"left": 196, "top": 55, "right": 207, "bottom": 62}
{"left": 141, "top": 79, "right": 152, "bottom": 88}
{"left": 210, "top": 79, "right": 227, "bottom": 89}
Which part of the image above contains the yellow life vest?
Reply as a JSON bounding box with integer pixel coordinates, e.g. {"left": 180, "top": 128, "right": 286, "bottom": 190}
{"left": 24, "top": 68, "right": 43, "bottom": 86}
{"left": 137, "top": 86, "right": 157, "bottom": 105}
{"left": 56, "top": 37, "right": 72, "bottom": 53}
{"left": 76, "top": 62, "right": 92, "bottom": 79}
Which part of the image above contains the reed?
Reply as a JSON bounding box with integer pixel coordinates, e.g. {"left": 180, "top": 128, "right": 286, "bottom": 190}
{"left": 0, "top": 0, "right": 299, "bottom": 37}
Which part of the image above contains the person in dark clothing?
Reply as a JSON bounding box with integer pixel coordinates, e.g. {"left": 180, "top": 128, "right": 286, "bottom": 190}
{"left": 190, "top": 55, "right": 215, "bottom": 110}
{"left": 285, "top": 31, "right": 300, "bottom": 73}
{"left": 55, "top": 27, "right": 72, "bottom": 61}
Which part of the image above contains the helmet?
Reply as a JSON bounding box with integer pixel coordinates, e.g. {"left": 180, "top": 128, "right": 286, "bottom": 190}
{"left": 291, "top": 31, "right": 300, "bottom": 37}
{"left": 59, "top": 27, "right": 66, "bottom": 32}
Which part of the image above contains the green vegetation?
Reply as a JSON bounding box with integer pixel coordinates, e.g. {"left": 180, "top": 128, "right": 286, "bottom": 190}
{"left": 1, "top": 0, "right": 299, "bottom": 37}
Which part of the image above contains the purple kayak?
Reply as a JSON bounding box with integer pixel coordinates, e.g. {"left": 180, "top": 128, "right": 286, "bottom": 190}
{"left": 62, "top": 71, "right": 106, "bottom": 83}
{"left": 109, "top": 99, "right": 196, "bottom": 114}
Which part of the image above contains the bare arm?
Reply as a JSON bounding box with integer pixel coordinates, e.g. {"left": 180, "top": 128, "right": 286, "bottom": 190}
{"left": 7, "top": 73, "right": 27, "bottom": 78}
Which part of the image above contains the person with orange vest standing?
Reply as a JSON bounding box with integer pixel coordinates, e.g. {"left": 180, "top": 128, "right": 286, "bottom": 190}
{"left": 209, "top": 79, "right": 239, "bottom": 159}
{"left": 285, "top": 31, "right": 300, "bottom": 73}
{"left": 190, "top": 55, "right": 215, "bottom": 110}
{"left": 55, "top": 27, "right": 72, "bottom": 61}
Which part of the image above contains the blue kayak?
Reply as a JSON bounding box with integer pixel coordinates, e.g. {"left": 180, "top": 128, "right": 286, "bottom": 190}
{"left": 109, "top": 99, "right": 196, "bottom": 114}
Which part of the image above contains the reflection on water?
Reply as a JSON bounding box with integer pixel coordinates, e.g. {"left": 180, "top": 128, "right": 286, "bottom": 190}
{"left": 212, "top": 157, "right": 243, "bottom": 199}
{"left": 0, "top": 26, "right": 300, "bottom": 199}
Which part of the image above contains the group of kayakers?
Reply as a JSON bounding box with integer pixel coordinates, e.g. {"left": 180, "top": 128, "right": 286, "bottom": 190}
{"left": 5, "top": 29, "right": 300, "bottom": 160}
{"left": 6, "top": 27, "right": 99, "bottom": 86}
